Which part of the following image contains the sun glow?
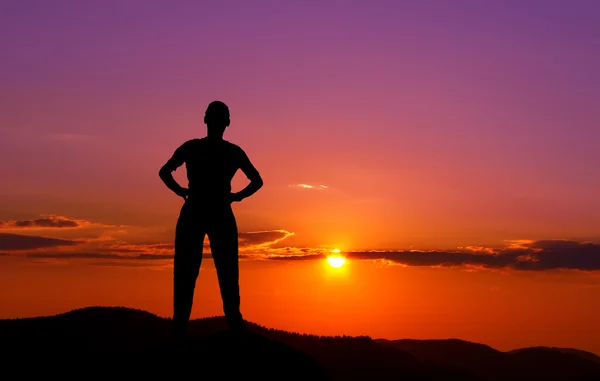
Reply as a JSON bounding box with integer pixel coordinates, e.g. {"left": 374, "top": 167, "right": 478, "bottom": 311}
{"left": 327, "top": 255, "right": 346, "bottom": 268}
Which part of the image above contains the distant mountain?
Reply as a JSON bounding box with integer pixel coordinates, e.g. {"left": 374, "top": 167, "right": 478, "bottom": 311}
{"left": 1, "top": 307, "right": 598, "bottom": 381}
{"left": 377, "top": 338, "right": 600, "bottom": 381}
{"left": 509, "top": 347, "right": 600, "bottom": 365}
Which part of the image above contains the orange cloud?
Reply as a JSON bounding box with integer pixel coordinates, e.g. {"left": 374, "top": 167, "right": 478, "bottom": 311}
{"left": 8, "top": 223, "right": 597, "bottom": 272}
{"left": 461, "top": 246, "right": 497, "bottom": 255}
{"left": 239, "top": 230, "right": 295, "bottom": 248}
{"left": 1, "top": 228, "right": 299, "bottom": 266}
{"left": 257, "top": 240, "right": 600, "bottom": 272}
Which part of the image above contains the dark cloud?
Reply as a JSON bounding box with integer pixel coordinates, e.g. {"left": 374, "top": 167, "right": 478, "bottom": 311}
{"left": 26, "top": 252, "right": 174, "bottom": 260}
{"left": 0, "top": 215, "right": 122, "bottom": 230}
{"left": 27, "top": 252, "right": 119, "bottom": 259}
{"left": 511, "top": 240, "right": 600, "bottom": 271}
{"left": 23, "top": 250, "right": 221, "bottom": 263}
{"left": 267, "top": 240, "right": 600, "bottom": 271}
{"left": 11, "top": 234, "right": 598, "bottom": 272}
{"left": 346, "top": 251, "right": 513, "bottom": 268}
{"left": 0, "top": 233, "right": 78, "bottom": 251}
{"left": 0, "top": 216, "right": 80, "bottom": 229}
{"left": 16, "top": 218, "right": 78, "bottom": 228}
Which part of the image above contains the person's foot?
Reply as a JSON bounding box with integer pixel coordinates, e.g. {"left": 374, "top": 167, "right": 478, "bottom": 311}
{"left": 227, "top": 319, "right": 250, "bottom": 337}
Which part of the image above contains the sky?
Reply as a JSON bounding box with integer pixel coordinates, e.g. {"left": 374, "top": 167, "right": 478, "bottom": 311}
{"left": 1, "top": 0, "right": 599, "bottom": 354}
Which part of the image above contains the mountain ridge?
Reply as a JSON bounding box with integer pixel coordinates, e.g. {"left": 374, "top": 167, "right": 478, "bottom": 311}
{"left": 1, "top": 306, "right": 598, "bottom": 381}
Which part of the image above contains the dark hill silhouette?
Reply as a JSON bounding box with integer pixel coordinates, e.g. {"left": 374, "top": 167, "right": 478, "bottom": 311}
{"left": 1, "top": 306, "right": 326, "bottom": 380}
{"left": 377, "top": 338, "right": 508, "bottom": 380}
{"left": 507, "top": 347, "right": 600, "bottom": 381}
{"left": 377, "top": 338, "right": 600, "bottom": 381}
{"left": 509, "top": 347, "right": 600, "bottom": 365}
{"left": 1, "top": 307, "right": 598, "bottom": 381}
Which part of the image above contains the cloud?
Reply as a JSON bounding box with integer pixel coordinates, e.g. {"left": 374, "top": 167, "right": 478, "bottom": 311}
{"left": 89, "top": 230, "right": 294, "bottom": 259}
{"left": 9, "top": 217, "right": 78, "bottom": 228}
{"left": 27, "top": 252, "right": 123, "bottom": 259}
{"left": 93, "top": 230, "right": 293, "bottom": 257}
{"left": 0, "top": 215, "right": 122, "bottom": 230}
{"left": 0, "top": 233, "right": 78, "bottom": 251}
{"left": 344, "top": 250, "right": 513, "bottom": 268}
{"left": 1, "top": 226, "right": 298, "bottom": 266}
{"left": 268, "top": 253, "right": 326, "bottom": 261}
{"left": 288, "top": 184, "right": 329, "bottom": 190}
{"left": 265, "top": 240, "right": 600, "bottom": 272}
{"left": 462, "top": 246, "right": 496, "bottom": 255}
{"left": 26, "top": 252, "right": 174, "bottom": 260}
{"left": 511, "top": 240, "right": 600, "bottom": 271}
{"left": 24, "top": 252, "right": 173, "bottom": 268}
{"left": 102, "top": 243, "right": 174, "bottom": 255}
{"left": 23, "top": 252, "right": 229, "bottom": 267}
{"left": 90, "top": 261, "right": 168, "bottom": 268}
{"left": 12, "top": 220, "right": 597, "bottom": 273}
{"left": 239, "top": 230, "right": 294, "bottom": 247}
{"left": 5, "top": 227, "right": 296, "bottom": 264}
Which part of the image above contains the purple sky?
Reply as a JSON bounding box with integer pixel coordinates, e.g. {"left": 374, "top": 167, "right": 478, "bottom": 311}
{"left": 1, "top": 0, "right": 599, "bottom": 247}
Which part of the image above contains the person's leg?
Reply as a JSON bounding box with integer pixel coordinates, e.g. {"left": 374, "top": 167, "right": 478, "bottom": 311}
{"left": 173, "top": 202, "right": 204, "bottom": 341}
{"left": 208, "top": 206, "right": 243, "bottom": 330}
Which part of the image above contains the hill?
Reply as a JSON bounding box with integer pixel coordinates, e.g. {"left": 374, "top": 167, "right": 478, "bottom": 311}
{"left": 1, "top": 306, "right": 599, "bottom": 381}
{"left": 377, "top": 338, "right": 600, "bottom": 381}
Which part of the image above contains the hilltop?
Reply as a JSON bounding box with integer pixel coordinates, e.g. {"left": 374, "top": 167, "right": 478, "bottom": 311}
{"left": 1, "top": 306, "right": 599, "bottom": 381}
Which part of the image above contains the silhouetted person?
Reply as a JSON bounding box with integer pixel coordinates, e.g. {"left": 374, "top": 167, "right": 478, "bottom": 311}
{"left": 159, "top": 101, "right": 263, "bottom": 341}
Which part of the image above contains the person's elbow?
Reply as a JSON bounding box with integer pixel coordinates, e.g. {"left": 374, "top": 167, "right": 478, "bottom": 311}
{"left": 158, "top": 165, "right": 171, "bottom": 179}
{"left": 253, "top": 175, "right": 264, "bottom": 189}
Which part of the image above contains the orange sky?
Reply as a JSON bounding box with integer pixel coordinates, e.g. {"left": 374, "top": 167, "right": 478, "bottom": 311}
{"left": 0, "top": 215, "right": 599, "bottom": 355}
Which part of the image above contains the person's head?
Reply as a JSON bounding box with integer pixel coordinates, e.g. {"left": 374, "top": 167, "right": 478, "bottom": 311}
{"left": 204, "top": 101, "right": 230, "bottom": 137}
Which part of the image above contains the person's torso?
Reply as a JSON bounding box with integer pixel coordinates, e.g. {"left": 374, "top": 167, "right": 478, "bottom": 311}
{"left": 184, "top": 138, "right": 242, "bottom": 202}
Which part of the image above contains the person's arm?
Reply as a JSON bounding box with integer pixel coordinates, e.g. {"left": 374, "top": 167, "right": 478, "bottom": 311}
{"left": 159, "top": 143, "right": 189, "bottom": 200}
{"left": 231, "top": 149, "right": 263, "bottom": 202}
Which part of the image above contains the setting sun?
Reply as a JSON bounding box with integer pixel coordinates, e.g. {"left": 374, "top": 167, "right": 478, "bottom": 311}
{"left": 327, "top": 256, "right": 346, "bottom": 268}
